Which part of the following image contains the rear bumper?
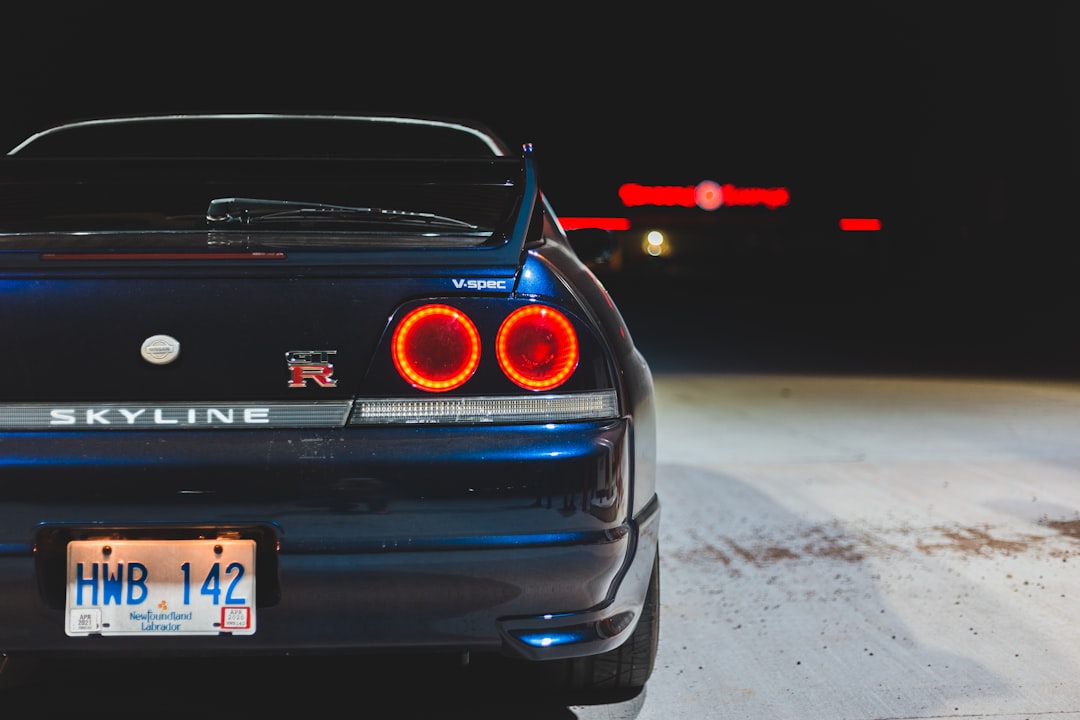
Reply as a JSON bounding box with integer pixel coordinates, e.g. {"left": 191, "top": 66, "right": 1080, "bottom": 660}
{"left": 0, "top": 420, "right": 657, "bottom": 661}
{"left": 0, "top": 498, "right": 658, "bottom": 660}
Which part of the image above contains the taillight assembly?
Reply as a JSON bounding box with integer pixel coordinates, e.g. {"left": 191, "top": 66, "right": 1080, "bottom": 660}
{"left": 391, "top": 304, "right": 481, "bottom": 392}
{"left": 390, "top": 303, "right": 579, "bottom": 393}
{"left": 496, "top": 305, "right": 579, "bottom": 390}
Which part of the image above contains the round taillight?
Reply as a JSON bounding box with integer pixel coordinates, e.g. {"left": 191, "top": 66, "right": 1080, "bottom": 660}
{"left": 392, "top": 304, "right": 481, "bottom": 392}
{"left": 496, "top": 305, "right": 579, "bottom": 391}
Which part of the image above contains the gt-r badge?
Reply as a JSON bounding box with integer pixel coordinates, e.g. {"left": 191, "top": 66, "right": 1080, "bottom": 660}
{"left": 286, "top": 350, "right": 338, "bottom": 388}
{"left": 140, "top": 334, "right": 180, "bottom": 365}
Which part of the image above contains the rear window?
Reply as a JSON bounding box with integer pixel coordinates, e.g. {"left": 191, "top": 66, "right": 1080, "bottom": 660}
{"left": 0, "top": 117, "right": 524, "bottom": 246}
{"left": 0, "top": 163, "right": 521, "bottom": 242}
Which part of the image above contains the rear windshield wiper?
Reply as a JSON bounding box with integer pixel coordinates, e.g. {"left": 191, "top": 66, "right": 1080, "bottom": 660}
{"left": 205, "top": 197, "right": 479, "bottom": 230}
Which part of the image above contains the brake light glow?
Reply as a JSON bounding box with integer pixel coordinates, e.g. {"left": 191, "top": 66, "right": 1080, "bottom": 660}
{"left": 496, "top": 306, "right": 579, "bottom": 391}
{"left": 391, "top": 304, "right": 481, "bottom": 392}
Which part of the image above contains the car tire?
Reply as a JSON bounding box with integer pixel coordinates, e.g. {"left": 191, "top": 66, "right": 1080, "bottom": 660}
{"left": 540, "top": 547, "right": 660, "bottom": 694}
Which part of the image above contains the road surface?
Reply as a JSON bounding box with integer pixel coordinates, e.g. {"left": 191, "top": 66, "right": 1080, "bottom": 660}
{"left": 604, "top": 371, "right": 1080, "bottom": 719}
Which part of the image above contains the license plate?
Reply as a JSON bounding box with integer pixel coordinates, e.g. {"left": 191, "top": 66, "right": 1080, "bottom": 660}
{"left": 65, "top": 538, "right": 256, "bottom": 636}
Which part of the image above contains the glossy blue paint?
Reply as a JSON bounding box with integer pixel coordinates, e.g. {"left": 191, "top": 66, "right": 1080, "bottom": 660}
{"left": 0, "top": 115, "right": 659, "bottom": 691}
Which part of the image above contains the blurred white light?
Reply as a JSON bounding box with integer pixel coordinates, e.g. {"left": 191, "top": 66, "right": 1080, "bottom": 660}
{"left": 644, "top": 230, "right": 665, "bottom": 257}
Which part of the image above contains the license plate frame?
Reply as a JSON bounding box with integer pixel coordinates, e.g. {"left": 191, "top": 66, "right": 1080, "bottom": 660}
{"left": 65, "top": 538, "right": 256, "bottom": 637}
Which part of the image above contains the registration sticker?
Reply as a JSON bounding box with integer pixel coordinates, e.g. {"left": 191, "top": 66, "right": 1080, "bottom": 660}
{"left": 65, "top": 538, "right": 256, "bottom": 636}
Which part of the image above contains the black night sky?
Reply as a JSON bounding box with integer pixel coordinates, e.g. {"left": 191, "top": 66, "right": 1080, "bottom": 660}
{"left": 3, "top": 3, "right": 1078, "bottom": 376}
{"left": 5, "top": 5, "right": 1073, "bottom": 188}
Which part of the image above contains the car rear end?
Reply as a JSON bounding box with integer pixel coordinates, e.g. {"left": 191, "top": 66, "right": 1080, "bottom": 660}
{"left": 0, "top": 115, "right": 658, "bottom": 690}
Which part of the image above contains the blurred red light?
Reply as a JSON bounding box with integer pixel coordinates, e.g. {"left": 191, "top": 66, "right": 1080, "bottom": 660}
{"left": 618, "top": 183, "right": 696, "bottom": 208}
{"left": 618, "top": 182, "right": 789, "bottom": 210}
{"left": 559, "top": 217, "right": 631, "bottom": 231}
{"left": 695, "top": 181, "right": 723, "bottom": 211}
{"left": 839, "top": 218, "right": 882, "bottom": 231}
{"left": 718, "top": 184, "right": 789, "bottom": 210}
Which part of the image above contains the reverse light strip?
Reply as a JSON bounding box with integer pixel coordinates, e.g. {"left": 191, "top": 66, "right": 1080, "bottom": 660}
{"left": 350, "top": 391, "right": 619, "bottom": 425}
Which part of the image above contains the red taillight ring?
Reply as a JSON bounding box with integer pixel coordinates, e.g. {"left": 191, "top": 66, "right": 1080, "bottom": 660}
{"left": 496, "top": 305, "right": 579, "bottom": 391}
{"left": 391, "top": 304, "right": 481, "bottom": 392}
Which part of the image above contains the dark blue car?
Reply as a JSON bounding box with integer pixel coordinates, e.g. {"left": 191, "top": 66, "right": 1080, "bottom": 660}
{"left": 0, "top": 114, "right": 659, "bottom": 692}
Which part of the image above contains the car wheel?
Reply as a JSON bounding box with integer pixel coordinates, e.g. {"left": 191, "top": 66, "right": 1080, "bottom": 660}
{"left": 541, "top": 548, "right": 660, "bottom": 694}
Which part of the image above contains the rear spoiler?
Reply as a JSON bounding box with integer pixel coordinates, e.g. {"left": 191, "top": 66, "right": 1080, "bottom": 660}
{"left": 0, "top": 145, "right": 540, "bottom": 272}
